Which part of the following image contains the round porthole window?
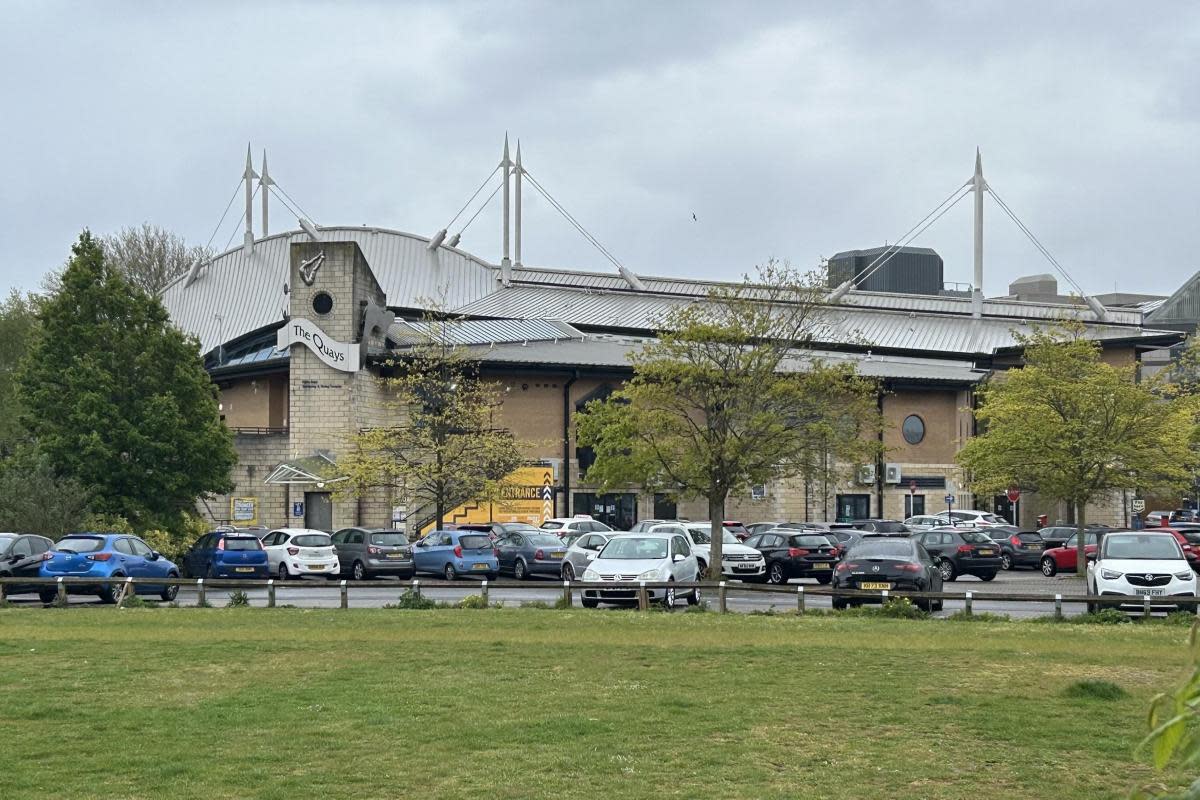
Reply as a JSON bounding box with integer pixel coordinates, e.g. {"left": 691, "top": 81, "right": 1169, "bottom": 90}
{"left": 902, "top": 414, "right": 925, "bottom": 445}
{"left": 312, "top": 292, "right": 334, "bottom": 315}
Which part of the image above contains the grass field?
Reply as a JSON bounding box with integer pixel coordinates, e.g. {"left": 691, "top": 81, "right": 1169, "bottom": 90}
{"left": 0, "top": 607, "right": 1193, "bottom": 799}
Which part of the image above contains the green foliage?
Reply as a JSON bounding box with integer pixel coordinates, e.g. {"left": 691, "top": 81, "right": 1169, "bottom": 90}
{"left": 1163, "top": 612, "right": 1199, "bottom": 627}
{"left": 959, "top": 324, "right": 1199, "bottom": 573}
{"left": 0, "top": 447, "right": 92, "bottom": 536}
{"left": 841, "top": 597, "right": 929, "bottom": 619}
{"left": 226, "top": 591, "right": 250, "bottom": 608}
{"left": 577, "top": 261, "right": 883, "bottom": 574}
{"left": 553, "top": 594, "right": 572, "bottom": 610}
{"left": 457, "top": 594, "right": 489, "bottom": 609}
{"left": 946, "top": 610, "right": 1011, "bottom": 623}
{"left": 19, "top": 232, "right": 236, "bottom": 531}
{"left": 118, "top": 593, "right": 148, "bottom": 609}
{"left": 684, "top": 601, "right": 711, "bottom": 613}
{"left": 1063, "top": 680, "right": 1127, "bottom": 701}
{"left": 83, "top": 513, "right": 134, "bottom": 534}
{"left": 337, "top": 315, "right": 526, "bottom": 528}
{"left": 386, "top": 589, "right": 442, "bottom": 610}
{"left": 0, "top": 291, "right": 41, "bottom": 456}
{"left": 520, "top": 600, "right": 553, "bottom": 610}
{"left": 1136, "top": 624, "right": 1200, "bottom": 799}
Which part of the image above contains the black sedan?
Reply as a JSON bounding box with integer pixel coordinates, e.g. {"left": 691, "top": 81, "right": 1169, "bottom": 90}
{"left": 914, "top": 528, "right": 1002, "bottom": 581}
{"left": 0, "top": 533, "right": 53, "bottom": 596}
{"left": 744, "top": 531, "right": 840, "bottom": 584}
{"left": 831, "top": 537, "right": 944, "bottom": 612}
{"left": 980, "top": 528, "right": 1046, "bottom": 570}
{"left": 854, "top": 520, "right": 911, "bottom": 534}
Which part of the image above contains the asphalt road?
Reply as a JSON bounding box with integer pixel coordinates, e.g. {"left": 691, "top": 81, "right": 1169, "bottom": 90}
{"left": 4, "top": 570, "right": 1104, "bottom": 618}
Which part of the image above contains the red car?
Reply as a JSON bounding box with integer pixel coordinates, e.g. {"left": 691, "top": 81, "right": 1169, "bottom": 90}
{"left": 1039, "top": 531, "right": 1100, "bottom": 576}
{"left": 1160, "top": 527, "right": 1200, "bottom": 572}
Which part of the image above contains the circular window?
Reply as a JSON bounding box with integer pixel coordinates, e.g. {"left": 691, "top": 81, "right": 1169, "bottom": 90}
{"left": 902, "top": 414, "right": 925, "bottom": 445}
{"left": 311, "top": 292, "right": 334, "bottom": 315}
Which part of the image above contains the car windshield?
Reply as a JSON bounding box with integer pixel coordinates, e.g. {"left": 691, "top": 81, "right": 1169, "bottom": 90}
{"left": 599, "top": 537, "right": 668, "bottom": 560}
{"left": 848, "top": 541, "right": 914, "bottom": 559}
{"left": 459, "top": 535, "right": 492, "bottom": 551}
{"left": 524, "top": 534, "right": 565, "bottom": 547}
{"left": 293, "top": 534, "right": 331, "bottom": 547}
{"left": 960, "top": 532, "right": 992, "bottom": 544}
{"left": 54, "top": 536, "right": 105, "bottom": 553}
{"left": 688, "top": 528, "right": 739, "bottom": 545}
{"left": 369, "top": 532, "right": 409, "bottom": 546}
{"left": 871, "top": 522, "right": 908, "bottom": 532}
{"left": 502, "top": 524, "right": 540, "bottom": 533}
{"left": 789, "top": 535, "right": 832, "bottom": 548}
{"left": 223, "top": 537, "right": 261, "bottom": 551}
{"left": 1104, "top": 534, "right": 1183, "bottom": 560}
{"left": 539, "top": 521, "right": 561, "bottom": 530}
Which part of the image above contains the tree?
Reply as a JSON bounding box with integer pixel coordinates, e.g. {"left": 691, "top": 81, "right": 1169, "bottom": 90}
{"left": 0, "top": 291, "right": 41, "bottom": 456}
{"left": 100, "top": 223, "right": 210, "bottom": 295}
{"left": 577, "top": 262, "right": 884, "bottom": 578}
{"left": 0, "top": 448, "right": 92, "bottom": 537}
{"left": 958, "top": 324, "right": 1199, "bottom": 574}
{"left": 337, "top": 319, "right": 526, "bottom": 533}
{"left": 19, "top": 231, "right": 236, "bottom": 530}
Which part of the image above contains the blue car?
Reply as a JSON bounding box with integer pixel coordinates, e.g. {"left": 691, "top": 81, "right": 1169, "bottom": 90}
{"left": 181, "top": 530, "right": 270, "bottom": 579}
{"left": 39, "top": 533, "right": 181, "bottom": 604}
{"left": 412, "top": 530, "right": 499, "bottom": 580}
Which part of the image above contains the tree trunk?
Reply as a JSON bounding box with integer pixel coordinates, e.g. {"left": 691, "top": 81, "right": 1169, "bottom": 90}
{"left": 708, "top": 494, "right": 726, "bottom": 581}
{"left": 1075, "top": 502, "right": 1088, "bottom": 575}
{"left": 436, "top": 495, "right": 445, "bottom": 532}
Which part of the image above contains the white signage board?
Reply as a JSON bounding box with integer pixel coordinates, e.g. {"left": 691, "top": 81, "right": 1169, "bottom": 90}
{"left": 277, "top": 318, "right": 359, "bottom": 372}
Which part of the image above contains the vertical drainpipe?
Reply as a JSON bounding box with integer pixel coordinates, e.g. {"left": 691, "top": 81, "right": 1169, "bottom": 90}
{"left": 876, "top": 389, "right": 886, "bottom": 518}
{"left": 563, "top": 371, "right": 579, "bottom": 518}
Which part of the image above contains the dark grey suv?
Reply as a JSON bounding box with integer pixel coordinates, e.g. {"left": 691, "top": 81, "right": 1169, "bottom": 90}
{"left": 332, "top": 527, "right": 414, "bottom": 580}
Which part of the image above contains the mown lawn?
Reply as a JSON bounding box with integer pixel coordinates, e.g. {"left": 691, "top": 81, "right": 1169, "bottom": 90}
{"left": 0, "top": 607, "right": 1192, "bottom": 799}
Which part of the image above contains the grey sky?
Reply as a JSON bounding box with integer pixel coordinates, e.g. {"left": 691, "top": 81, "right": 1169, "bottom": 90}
{"left": 2, "top": 1, "right": 1197, "bottom": 297}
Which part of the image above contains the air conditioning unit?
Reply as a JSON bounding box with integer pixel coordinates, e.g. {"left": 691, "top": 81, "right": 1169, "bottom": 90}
{"left": 884, "top": 464, "right": 903, "bottom": 484}
{"left": 858, "top": 464, "right": 877, "bottom": 485}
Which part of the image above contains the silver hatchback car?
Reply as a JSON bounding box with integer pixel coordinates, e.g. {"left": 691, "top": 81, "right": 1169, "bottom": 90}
{"left": 332, "top": 527, "right": 414, "bottom": 580}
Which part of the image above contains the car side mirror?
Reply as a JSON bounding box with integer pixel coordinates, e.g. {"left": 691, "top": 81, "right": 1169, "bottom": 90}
{"left": 149, "top": 551, "right": 160, "bottom": 561}
{"left": 1086, "top": 553, "right": 1097, "bottom": 562}
{"left": 673, "top": 553, "right": 686, "bottom": 563}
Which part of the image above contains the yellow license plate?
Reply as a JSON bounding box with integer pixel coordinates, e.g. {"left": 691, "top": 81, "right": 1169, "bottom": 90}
{"left": 386, "top": 553, "right": 404, "bottom": 559}
{"left": 472, "top": 563, "right": 490, "bottom": 570}
{"left": 308, "top": 565, "right": 324, "bottom": 570}
{"left": 860, "top": 582, "right": 891, "bottom": 590}
{"left": 234, "top": 567, "right": 255, "bottom": 573}
{"left": 979, "top": 549, "right": 995, "bottom": 556}
{"left": 813, "top": 563, "right": 831, "bottom": 569}
{"left": 550, "top": 552, "right": 564, "bottom": 559}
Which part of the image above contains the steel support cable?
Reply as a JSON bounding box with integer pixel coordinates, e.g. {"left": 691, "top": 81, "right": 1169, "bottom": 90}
{"left": 523, "top": 170, "right": 629, "bottom": 272}
{"left": 850, "top": 182, "right": 972, "bottom": 287}
{"left": 446, "top": 164, "right": 502, "bottom": 230}
{"left": 221, "top": 184, "right": 261, "bottom": 253}
{"left": 203, "top": 178, "right": 244, "bottom": 252}
{"left": 458, "top": 180, "right": 504, "bottom": 235}
{"left": 987, "top": 186, "right": 1088, "bottom": 296}
{"left": 272, "top": 182, "right": 316, "bottom": 226}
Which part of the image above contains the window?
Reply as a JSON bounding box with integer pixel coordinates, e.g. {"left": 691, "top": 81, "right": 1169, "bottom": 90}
{"left": 129, "top": 539, "right": 154, "bottom": 557}
{"left": 348, "top": 531, "right": 364, "bottom": 545}
{"left": 902, "top": 415, "right": 926, "bottom": 445}
{"left": 653, "top": 493, "right": 677, "bottom": 520}
{"left": 673, "top": 536, "right": 691, "bottom": 557}
{"left": 904, "top": 494, "right": 926, "bottom": 517}
{"left": 114, "top": 539, "right": 136, "bottom": 555}
{"left": 330, "top": 531, "right": 346, "bottom": 544}
{"left": 11, "top": 538, "right": 32, "bottom": 558}
{"left": 511, "top": 534, "right": 525, "bottom": 546}
{"left": 312, "top": 292, "right": 334, "bottom": 315}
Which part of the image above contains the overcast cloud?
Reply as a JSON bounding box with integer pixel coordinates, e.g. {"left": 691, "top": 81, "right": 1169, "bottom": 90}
{"left": 2, "top": 1, "right": 1197, "bottom": 298}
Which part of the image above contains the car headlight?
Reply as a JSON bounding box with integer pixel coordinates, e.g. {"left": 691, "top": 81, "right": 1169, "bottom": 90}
{"left": 1100, "top": 569, "right": 1123, "bottom": 580}
{"left": 583, "top": 568, "right": 599, "bottom": 581}
{"left": 1176, "top": 571, "right": 1195, "bottom": 581}
{"left": 638, "top": 569, "right": 661, "bottom": 580}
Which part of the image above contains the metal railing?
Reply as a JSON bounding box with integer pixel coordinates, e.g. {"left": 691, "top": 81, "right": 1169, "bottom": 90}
{"left": 2, "top": 576, "right": 1197, "bottom": 620}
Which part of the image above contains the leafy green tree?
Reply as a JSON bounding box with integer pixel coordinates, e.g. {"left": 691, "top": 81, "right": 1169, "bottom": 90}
{"left": 1135, "top": 623, "right": 1200, "bottom": 800}
{"left": 19, "top": 231, "right": 236, "bottom": 530}
{"left": 0, "top": 448, "right": 92, "bottom": 537}
{"left": 577, "top": 262, "right": 884, "bottom": 577}
{"left": 0, "top": 290, "right": 41, "bottom": 456}
{"left": 337, "top": 318, "right": 526, "bottom": 532}
{"left": 958, "top": 324, "right": 1198, "bottom": 574}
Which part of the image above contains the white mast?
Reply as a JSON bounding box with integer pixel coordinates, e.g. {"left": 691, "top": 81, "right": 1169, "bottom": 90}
{"left": 971, "top": 149, "right": 985, "bottom": 318}
{"left": 514, "top": 140, "right": 523, "bottom": 267}
{"left": 242, "top": 144, "right": 258, "bottom": 254}
{"left": 259, "top": 149, "right": 274, "bottom": 237}
{"left": 500, "top": 134, "right": 512, "bottom": 284}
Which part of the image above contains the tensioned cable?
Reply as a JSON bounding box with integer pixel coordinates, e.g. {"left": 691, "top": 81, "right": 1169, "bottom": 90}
{"left": 203, "top": 178, "right": 244, "bottom": 253}
{"left": 523, "top": 170, "right": 630, "bottom": 273}
{"left": 220, "top": 184, "right": 260, "bottom": 253}
{"left": 445, "top": 164, "right": 502, "bottom": 230}
{"left": 458, "top": 180, "right": 504, "bottom": 235}
{"left": 273, "top": 181, "right": 316, "bottom": 225}
{"left": 848, "top": 182, "right": 972, "bottom": 288}
{"left": 987, "top": 186, "right": 1088, "bottom": 296}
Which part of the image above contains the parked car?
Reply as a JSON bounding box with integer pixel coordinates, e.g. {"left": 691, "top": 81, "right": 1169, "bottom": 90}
{"left": 1086, "top": 531, "right": 1198, "bottom": 613}
{"left": 674, "top": 522, "right": 765, "bottom": 580}
{"left": 831, "top": 537, "right": 943, "bottom": 612}
{"left": 580, "top": 533, "right": 701, "bottom": 608}
{"left": 820, "top": 529, "right": 865, "bottom": 553}
{"left": 39, "top": 533, "right": 180, "bottom": 603}
{"left": 450, "top": 521, "right": 543, "bottom": 541}
{"left": 540, "top": 515, "right": 614, "bottom": 538}
{"left": 744, "top": 530, "right": 840, "bottom": 584}
{"left": 1037, "top": 526, "right": 1078, "bottom": 550}
{"left": 854, "top": 520, "right": 910, "bottom": 534}
{"left": 0, "top": 533, "right": 53, "bottom": 596}
{"left": 723, "top": 521, "right": 751, "bottom": 541}
{"left": 495, "top": 531, "right": 569, "bottom": 579}
{"left": 903, "top": 515, "right": 948, "bottom": 531}
{"left": 260, "top": 529, "right": 340, "bottom": 580}
{"left": 1039, "top": 531, "right": 1101, "bottom": 576}
{"left": 914, "top": 527, "right": 1002, "bottom": 581}
{"left": 1172, "top": 509, "right": 1199, "bottom": 523}
{"left": 412, "top": 530, "right": 499, "bottom": 580}
{"left": 1157, "top": 528, "right": 1200, "bottom": 573}
{"left": 1145, "top": 511, "right": 1173, "bottom": 527}
{"left": 331, "top": 528, "right": 413, "bottom": 580}
{"left": 936, "top": 510, "right": 1006, "bottom": 527}
{"left": 979, "top": 528, "right": 1046, "bottom": 570}
{"left": 561, "top": 531, "right": 615, "bottom": 581}
{"left": 628, "top": 519, "right": 671, "bottom": 533}
{"left": 181, "top": 530, "right": 269, "bottom": 579}
{"left": 745, "top": 521, "right": 794, "bottom": 538}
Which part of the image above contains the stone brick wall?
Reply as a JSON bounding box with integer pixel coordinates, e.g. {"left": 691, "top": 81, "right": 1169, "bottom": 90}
{"left": 198, "top": 431, "right": 289, "bottom": 528}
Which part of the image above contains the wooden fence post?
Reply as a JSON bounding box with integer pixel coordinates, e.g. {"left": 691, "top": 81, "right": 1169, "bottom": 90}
{"left": 339, "top": 580, "right": 349, "bottom": 609}
{"left": 267, "top": 579, "right": 276, "bottom": 608}
{"left": 796, "top": 585, "right": 805, "bottom": 615}
{"left": 562, "top": 580, "right": 572, "bottom": 608}
{"left": 196, "top": 578, "right": 206, "bottom": 608}
{"left": 637, "top": 582, "right": 649, "bottom": 611}
{"left": 1054, "top": 593, "right": 1063, "bottom": 619}
{"left": 718, "top": 581, "right": 727, "bottom": 613}
{"left": 964, "top": 591, "right": 973, "bottom": 616}
{"left": 481, "top": 580, "right": 489, "bottom": 606}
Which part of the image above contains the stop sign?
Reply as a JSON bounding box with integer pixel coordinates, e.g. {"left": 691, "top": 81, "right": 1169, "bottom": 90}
{"left": 1007, "top": 487, "right": 1021, "bottom": 503}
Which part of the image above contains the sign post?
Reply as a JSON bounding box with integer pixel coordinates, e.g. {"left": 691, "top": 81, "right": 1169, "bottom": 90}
{"left": 945, "top": 493, "right": 955, "bottom": 519}
{"left": 1007, "top": 486, "right": 1021, "bottom": 526}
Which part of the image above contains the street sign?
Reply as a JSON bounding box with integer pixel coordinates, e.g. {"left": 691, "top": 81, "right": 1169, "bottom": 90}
{"left": 292, "top": 501, "right": 304, "bottom": 518}
{"left": 1132, "top": 499, "right": 1146, "bottom": 513}
{"left": 944, "top": 494, "right": 955, "bottom": 505}
{"left": 909, "top": 480, "right": 917, "bottom": 495}
{"left": 1007, "top": 487, "right": 1021, "bottom": 503}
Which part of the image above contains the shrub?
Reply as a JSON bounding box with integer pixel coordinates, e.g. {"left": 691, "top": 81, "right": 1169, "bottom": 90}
{"left": 841, "top": 597, "right": 928, "bottom": 620}
{"left": 457, "top": 594, "right": 489, "bottom": 609}
{"left": 1064, "top": 680, "right": 1128, "bottom": 701}
{"left": 520, "top": 600, "right": 552, "bottom": 610}
{"left": 1074, "top": 609, "right": 1131, "bottom": 625}
{"left": 50, "top": 591, "right": 69, "bottom": 609}
{"left": 226, "top": 591, "right": 250, "bottom": 608}
{"left": 553, "top": 594, "right": 572, "bottom": 610}
{"left": 385, "top": 589, "right": 440, "bottom": 610}
{"left": 83, "top": 513, "right": 134, "bottom": 534}
{"left": 118, "top": 593, "right": 148, "bottom": 608}
{"left": 684, "top": 602, "right": 710, "bottom": 613}
{"left": 946, "top": 611, "right": 1010, "bottom": 623}
{"left": 1160, "top": 611, "right": 1197, "bottom": 627}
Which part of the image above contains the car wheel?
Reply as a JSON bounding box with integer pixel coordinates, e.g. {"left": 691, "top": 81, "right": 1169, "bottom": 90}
{"left": 100, "top": 574, "right": 124, "bottom": 604}
{"left": 766, "top": 562, "right": 786, "bottom": 584}
{"left": 582, "top": 596, "right": 599, "bottom": 608}
{"left": 1041, "top": 557, "right": 1058, "bottom": 577}
{"left": 444, "top": 563, "right": 457, "bottom": 581}
{"left": 278, "top": 563, "right": 289, "bottom": 581}
{"left": 160, "top": 573, "right": 179, "bottom": 602}
{"left": 562, "top": 562, "right": 575, "bottom": 581}
{"left": 688, "top": 585, "right": 701, "bottom": 605}
{"left": 978, "top": 571, "right": 997, "bottom": 582}
{"left": 663, "top": 581, "right": 676, "bottom": 609}
{"left": 352, "top": 561, "right": 366, "bottom": 581}
{"left": 696, "top": 559, "right": 708, "bottom": 579}
{"left": 514, "top": 559, "right": 527, "bottom": 581}
{"left": 1000, "top": 553, "right": 1013, "bottom": 571}
{"left": 816, "top": 574, "right": 832, "bottom": 585}
{"left": 832, "top": 597, "right": 848, "bottom": 611}
{"left": 206, "top": 564, "right": 217, "bottom": 579}
{"left": 938, "top": 560, "right": 956, "bottom": 582}
{"left": 39, "top": 589, "right": 57, "bottom": 604}
{"left": 934, "top": 597, "right": 944, "bottom": 612}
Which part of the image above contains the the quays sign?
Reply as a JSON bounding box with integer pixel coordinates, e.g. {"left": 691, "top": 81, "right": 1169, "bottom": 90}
{"left": 277, "top": 318, "right": 359, "bottom": 372}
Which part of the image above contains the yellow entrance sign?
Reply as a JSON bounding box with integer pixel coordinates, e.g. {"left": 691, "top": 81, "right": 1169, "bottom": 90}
{"left": 422, "top": 466, "right": 556, "bottom": 533}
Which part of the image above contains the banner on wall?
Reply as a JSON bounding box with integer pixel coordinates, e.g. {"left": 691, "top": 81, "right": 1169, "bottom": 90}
{"left": 230, "top": 497, "right": 258, "bottom": 526}
{"left": 420, "top": 464, "right": 557, "bottom": 534}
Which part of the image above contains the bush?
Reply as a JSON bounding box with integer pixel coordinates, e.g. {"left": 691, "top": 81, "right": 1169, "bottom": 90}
{"left": 83, "top": 513, "right": 134, "bottom": 534}
{"left": 1074, "top": 609, "right": 1131, "bottom": 625}
{"left": 841, "top": 597, "right": 928, "bottom": 620}
{"left": 226, "top": 591, "right": 250, "bottom": 608}
{"left": 1064, "top": 679, "right": 1128, "bottom": 701}
{"left": 118, "top": 593, "right": 148, "bottom": 608}
{"left": 946, "top": 611, "right": 1011, "bottom": 623}
{"left": 520, "top": 600, "right": 552, "bottom": 610}
{"left": 1160, "top": 611, "right": 1198, "bottom": 627}
{"left": 457, "top": 594, "right": 489, "bottom": 609}
{"left": 385, "top": 589, "right": 441, "bottom": 610}
{"left": 684, "top": 602, "right": 710, "bottom": 613}
{"left": 553, "top": 594, "right": 573, "bottom": 610}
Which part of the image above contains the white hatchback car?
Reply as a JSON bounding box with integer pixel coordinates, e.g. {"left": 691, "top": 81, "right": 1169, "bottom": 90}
{"left": 260, "top": 528, "right": 340, "bottom": 580}
{"left": 581, "top": 533, "right": 701, "bottom": 608}
{"left": 661, "top": 522, "right": 765, "bottom": 580}
{"left": 1086, "top": 531, "right": 1198, "bottom": 613}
